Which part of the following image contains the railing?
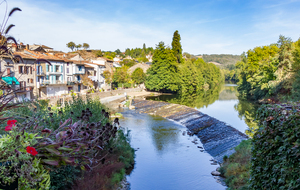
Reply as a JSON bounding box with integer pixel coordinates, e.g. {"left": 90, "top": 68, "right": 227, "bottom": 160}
{"left": 67, "top": 81, "right": 75, "bottom": 85}
{"left": 42, "top": 80, "right": 63, "bottom": 85}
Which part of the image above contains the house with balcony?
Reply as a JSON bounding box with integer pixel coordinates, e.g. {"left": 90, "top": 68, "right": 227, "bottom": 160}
{"left": 0, "top": 51, "right": 37, "bottom": 101}
{"left": 23, "top": 50, "right": 69, "bottom": 97}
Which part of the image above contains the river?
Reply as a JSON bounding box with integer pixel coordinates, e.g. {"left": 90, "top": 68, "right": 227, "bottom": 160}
{"left": 119, "top": 84, "right": 256, "bottom": 190}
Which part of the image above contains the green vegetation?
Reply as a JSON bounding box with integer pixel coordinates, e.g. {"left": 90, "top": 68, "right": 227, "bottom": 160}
{"left": 131, "top": 68, "right": 146, "bottom": 84}
{"left": 250, "top": 103, "right": 300, "bottom": 189}
{"left": 236, "top": 35, "right": 300, "bottom": 101}
{"left": 145, "top": 31, "right": 223, "bottom": 94}
{"left": 202, "top": 54, "right": 241, "bottom": 66}
{"left": 171, "top": 30, "right": 183, "bottom": 63}
{"left": 220, "top": 140, "right": 251, "bottom": 190}
{"left": 1, "top": 96, "right": 135, "bottom": 189}
{"left": 145, "top": 42, "right": 180, "bottom": 92}
{"left": 120, "top": 59, "right": 137, "bottom": 67}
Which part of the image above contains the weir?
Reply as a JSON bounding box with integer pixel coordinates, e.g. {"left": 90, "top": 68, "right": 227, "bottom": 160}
{"left": 132, "top": 99, "right": 248, "bottom": 162}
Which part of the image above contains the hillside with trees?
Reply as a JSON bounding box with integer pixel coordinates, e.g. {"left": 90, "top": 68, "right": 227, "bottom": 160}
{"left": 201, "top": 54, "right": 241, "bottom": 66}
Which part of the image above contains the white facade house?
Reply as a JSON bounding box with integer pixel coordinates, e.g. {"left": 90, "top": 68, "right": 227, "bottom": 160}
{"left": 88, "top": 58, "right": 107, "bottom": 88}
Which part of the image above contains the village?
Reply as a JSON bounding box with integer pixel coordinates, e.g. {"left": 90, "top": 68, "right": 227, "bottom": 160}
{"left": 0, "top": 43, "right": 152, "bottom": 101}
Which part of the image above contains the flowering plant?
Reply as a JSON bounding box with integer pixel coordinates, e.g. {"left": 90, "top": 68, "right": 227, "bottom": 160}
{"left": 0, "top": 119, "right": 50, "bottom": 189}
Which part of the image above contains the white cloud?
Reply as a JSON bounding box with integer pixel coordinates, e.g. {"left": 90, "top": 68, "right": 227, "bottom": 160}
{"left": 5, "top": 0, "right": 170, "bottom": 52}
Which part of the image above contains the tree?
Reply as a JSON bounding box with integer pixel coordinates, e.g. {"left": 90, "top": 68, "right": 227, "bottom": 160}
{"left": 143, "top": 43, "right": 146, "bottom": 51}
{"left": 171, "top": 30, "right": 183, "bottom": 63}
{"left": 115, "top": 49, "right": 121, "bottom": 55}
{"left": 145, "top": 41, "right": 180, "bottom": 92}
{"left": 95, "top": 50, "right": 102, "bottom": 57}
{"left": 66, "top": 42, "right": 76, "bottom": 52}
{"left": 76, "top": 44, "right": 82, "bottom": 51}
{"left": 131, "top": 68, "right": 146, "bottom": 84}
{"left": 113, "top": 66, "right": 130, "bottom": 84}
{"left": 83, "top": 43, "right": 90, "bottom": 50}
{"left": 103, "top": 70, "right": 112, "bottom": 84}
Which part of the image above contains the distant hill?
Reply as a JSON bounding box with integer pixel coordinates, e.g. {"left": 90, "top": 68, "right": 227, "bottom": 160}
{"left": 200, "top": 54, "right": 241, "bottom": 65}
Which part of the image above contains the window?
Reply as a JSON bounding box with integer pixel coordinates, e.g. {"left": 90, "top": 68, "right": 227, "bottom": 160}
{"left": 55, "top": 65, "right": 59, "bottom": 72}
{"left": 78, "top": 66, "right": 82, "bottom": 71}
{"left": 67, "top": 68, "right": 69, "bottom": 73}
{"left": 30, "top": 66, "right": 32, "bottom": 74}
{"left": 31, "top": 79, "right": 33, "bottom": 83}
{"left": 67, "top": 63, "right": 69, "bottom": 66}
{"left": 46, "top": 65, "right": 49, "bottom": 72}
{"left": 19, "top": 66, "right": 23, "bottom": 74}
{"left": 56, "top": 76, "right": 59, "bottom": 81}
{"left": 46, "top": 75, "right": 49, "bottom": 80}
{"left": 94, "top": 71, "right": 96, "bottom": 76}
{"left": 28, "top": 79, "right": 30, "bottom": 83}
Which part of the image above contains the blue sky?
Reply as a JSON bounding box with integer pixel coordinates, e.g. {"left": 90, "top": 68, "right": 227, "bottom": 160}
{"left": 2, "top": 0, "right": 300, "bottom": 54}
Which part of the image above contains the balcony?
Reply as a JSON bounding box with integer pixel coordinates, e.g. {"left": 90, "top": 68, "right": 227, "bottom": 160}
{"left": 42, "top": 80, "right": 64, "bottom": 85}
{"left": 13, "top": 85, "right": 34, "bottom": 92}
{"left": 48, "top": 71, "right": 63, "bottom": 75}
{"left": 67, "top": 81, "right": 75, "bottom": 85}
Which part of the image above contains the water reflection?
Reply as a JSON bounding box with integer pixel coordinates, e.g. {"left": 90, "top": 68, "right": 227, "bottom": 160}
{"left": 147, "top": 84, "right": 259, "bottom": 136}
{"left": 120, "top": 111, "right": 225, "bottom": 190}
{"left": 151, "top": 125, "right": 180, "bottom": 153}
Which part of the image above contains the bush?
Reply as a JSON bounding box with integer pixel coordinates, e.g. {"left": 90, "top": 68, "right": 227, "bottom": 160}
{"left": 220, "top": 140, "right": 251, "bottom": 190}
{"left": 49, "top": 166, "right": 81, "bottom": 190}
{"left": 251, "top": 103, "right": 300, "bottom": 189}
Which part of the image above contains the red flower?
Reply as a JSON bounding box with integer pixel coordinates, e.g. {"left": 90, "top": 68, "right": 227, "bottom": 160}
{"left": 26, "top": 146, "right": 38, "bottom": 156}
{"left": 4, "top": 120, "right": 17, "bottom": 131}
{"left": 7, "top": 120, "right": 17, "bottom": 125}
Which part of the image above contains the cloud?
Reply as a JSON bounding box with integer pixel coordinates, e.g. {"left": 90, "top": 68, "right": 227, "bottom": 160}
{"left": 6, "top": 0, "right": 170, "bottom": 52}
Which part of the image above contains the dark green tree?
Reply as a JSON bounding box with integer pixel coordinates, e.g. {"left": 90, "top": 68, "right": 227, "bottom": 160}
{"left": 171, "top": 30, "right": 183, "bottom": 63}
{"left": 145, "top": 42, "right": 180, "bottom": 92}
{"left": 115, "top": 49, "right": 121, "bottom": 55}
{"left": 131, "top": 68, "right": 146, "bottom": 84}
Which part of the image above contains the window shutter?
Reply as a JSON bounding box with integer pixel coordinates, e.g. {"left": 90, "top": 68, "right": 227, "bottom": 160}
{"left": 46, "top": 65, "right": 48, "bottom": 72}
{"left": 61, "top": 65, "right": 63, "bottom": 72}
{"left": 19, "top": 66, "right": 21, "bottom": 73}
{"left": 7, "top": 68, "right": 11, "bottom": 76}
{"left": 30, "top": 67, "right": 32, "bottom": 74}
{"left": 51, "top": 65, "right": 53, "bottom": 72}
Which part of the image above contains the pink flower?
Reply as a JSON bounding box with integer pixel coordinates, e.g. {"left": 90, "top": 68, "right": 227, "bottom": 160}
{"left": 4, "top": 120, "right": 17, "bottom": 131}
{"left": 26, "top": 146, "right": 38, "bottom": 156}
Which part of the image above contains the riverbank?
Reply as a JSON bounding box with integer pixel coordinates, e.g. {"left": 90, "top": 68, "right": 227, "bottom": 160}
{"left": 131, "top": 99, "right": 248, "bottom": 162}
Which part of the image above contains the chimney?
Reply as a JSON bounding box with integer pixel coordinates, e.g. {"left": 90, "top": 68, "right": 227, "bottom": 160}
{"left": 26, "top": 44, "right": 29, "bottom": 50}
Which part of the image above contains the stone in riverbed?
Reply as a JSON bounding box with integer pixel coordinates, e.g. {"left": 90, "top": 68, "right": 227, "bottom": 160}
{"left": 211, "top": 171, "right": 221, "bottom": 176}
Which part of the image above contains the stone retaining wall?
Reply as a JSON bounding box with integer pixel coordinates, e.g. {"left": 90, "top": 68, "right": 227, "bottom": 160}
{"left": 132, "top": 99, "right": 248, "bottom": 162}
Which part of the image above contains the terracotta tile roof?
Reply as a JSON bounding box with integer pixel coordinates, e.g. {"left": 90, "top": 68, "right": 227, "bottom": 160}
{"left": 84, "top": 63, "right": 94, "bottom": 68}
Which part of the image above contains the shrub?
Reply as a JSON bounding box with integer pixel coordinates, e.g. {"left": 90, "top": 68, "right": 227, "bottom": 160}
{"left": 220, "top": 140, "right": 251, "bottom": 190}
{"left": 251, "top": 103, "right": 300, "bottom": 189}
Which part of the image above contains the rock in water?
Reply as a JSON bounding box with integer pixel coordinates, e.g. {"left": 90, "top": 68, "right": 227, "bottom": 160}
{"left": 211, "top": 171, "right": 221, "bottom": 176}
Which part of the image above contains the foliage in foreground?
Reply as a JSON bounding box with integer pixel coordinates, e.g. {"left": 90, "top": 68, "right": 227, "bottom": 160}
{"left": 0, "top": 96, "right": 130, "bottom": 189}
{"left": 220, "top": 140, "right": 251, "bottom": 190}
{"left": 251, "top": 103, "right": 300, "bottom": 189}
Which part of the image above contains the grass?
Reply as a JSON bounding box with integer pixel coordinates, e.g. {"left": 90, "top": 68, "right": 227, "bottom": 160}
{"left": 220, "top": 140, "right": 251, "bottom": 190}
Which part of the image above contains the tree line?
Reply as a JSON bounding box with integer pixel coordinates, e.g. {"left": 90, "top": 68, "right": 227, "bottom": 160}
{"left": 236, "top": 35, "right": 300, "bottom": 101}
{"left": 145, "top": 30, "right": 223, "bottom": 95}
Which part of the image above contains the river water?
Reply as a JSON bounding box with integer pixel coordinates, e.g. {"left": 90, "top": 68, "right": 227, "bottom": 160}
{"left": 120, "top": 84, "right": 255, "bottom": 190}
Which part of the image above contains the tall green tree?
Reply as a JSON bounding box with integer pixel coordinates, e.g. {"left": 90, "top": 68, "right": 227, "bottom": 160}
{"left": 145, "top": 42, "right": 180, "bottom": 92}
{"left": 171, "top": 30, "right": 183, "bottom": 63}
{"left": 66, "top": 42, "right": 76, "bottom": 52}
{"left": 113, "top": 66, "right": 130, "bottom": 84}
